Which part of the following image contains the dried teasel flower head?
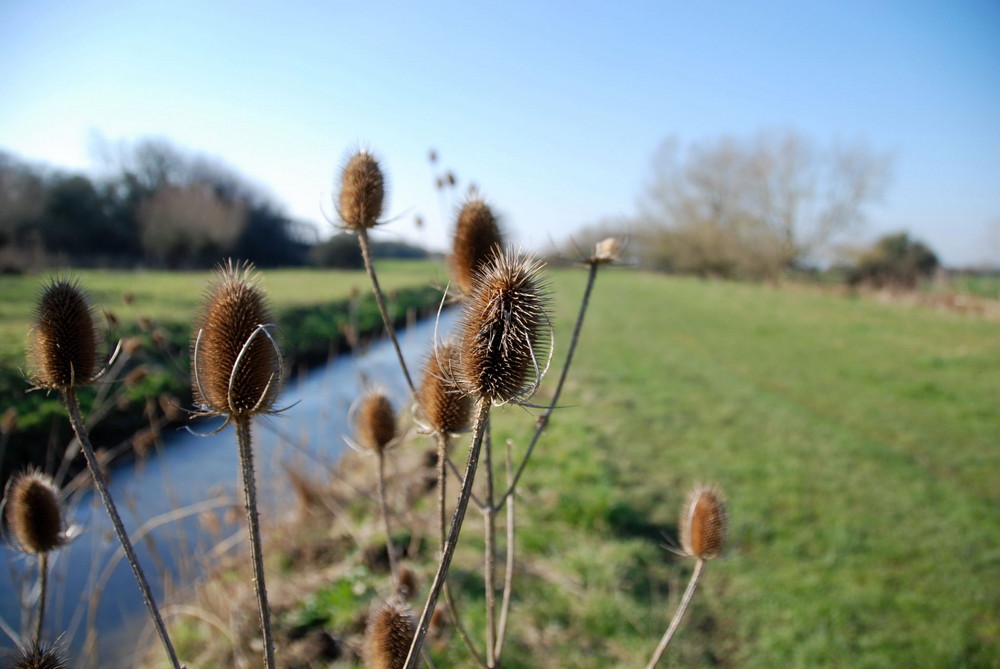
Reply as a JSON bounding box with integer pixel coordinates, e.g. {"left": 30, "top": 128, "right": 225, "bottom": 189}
{"left": 191, "top": 260, "right": 282, "bottom": 419}
{"left": 9, "top": 640, "right": 69, "bottom": 669}
{"left": 3, "top": 470, "right": 68, "bottom": 555}
{"left": 680, "top": 485, "right": 728, "bottom": 560}
{"left": 27, "top": 278, "right": 101, "bottom": 390}
{"left": 457, "top": 248, "right": 550, "bottom": 404}
{"left": 417, "top": 341, "right": 471, "bottom": 435}
{"left": 592, "top": 236, "right": 624, "bottom": 264}
{"left": 365, "top": 598, "right": 416, "bottom": 669}
{"left": 337, "top": 149, "right": 385, "bottom": 231}
{"left": 356, "top": 392, "right": 397, "bottom": 453}
{"left": 451, "top": 198, "right": 503, "bottom": 296}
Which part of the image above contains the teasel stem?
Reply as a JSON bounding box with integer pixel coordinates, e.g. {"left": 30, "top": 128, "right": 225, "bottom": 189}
{"left": 235, "top": 416, "right": 276, "bottom": 669}
{"left": 34, "top": 552, "right": 48, "bottom": 646}
{"left": 376, "top": 448, "right": 400, "bottom": 584}
{"left": 356, "top": 226, "right": 417, "bottom": 396}
{"left": 61, "top": 388, "right": 181, "bottom": 669}
{"left": 644, "top": 558, "right": 706, "bottom": 669}
{"left": 495, "top": 259, "right": 601, "bottom": 512}
{"left": 482, "top": 420, "right": 498, "bottom": 667}
{"left": 494, "top": 440, "right": 516, "bottom": 660}
{"left": 404, "top": 396, "right": 491, "bottom": 669}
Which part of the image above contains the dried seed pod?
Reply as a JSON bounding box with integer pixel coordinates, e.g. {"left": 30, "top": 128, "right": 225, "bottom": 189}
{"left": 27, "top": 279, "right": 100, "bottom": 390}
{"left": 9, "top": 640, "right": 69, "bottom": 669}
{"left": 338, "top": 150, "right": 385, "bottom": 230}
{"left": 365, "top": 599, "right": 416, "bottom": 669}
{"left": 192, "top": 260, "right": 282, "bottom": 418}
{"left": 5, "top": 470, "right": 66, "bottom": 555}
{"left": 357, "top": 392, "right": 396, "bottom": 453}
{"left": 680, "top": 485, "right": 728, "bottom": 560}
{"left": 457, "top": 248, "right": 549, "bottom": 404}
{"left": 592, "top": 236, "right": 623, "bottom": 264}
{"left": 418, "top": 342, "right": 471, "bottom": 434}
{"left": 451, "top": 198, "right": 503, "bottom": 295}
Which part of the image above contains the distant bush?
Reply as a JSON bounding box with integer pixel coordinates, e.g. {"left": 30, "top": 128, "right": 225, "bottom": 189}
{"left": 848, "top": 232, "right": 939, "bottom": 289}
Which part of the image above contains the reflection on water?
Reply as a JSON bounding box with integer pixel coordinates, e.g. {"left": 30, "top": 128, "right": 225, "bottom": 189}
{"left": 0, "top": 309, "right": 457, "bottom": 666}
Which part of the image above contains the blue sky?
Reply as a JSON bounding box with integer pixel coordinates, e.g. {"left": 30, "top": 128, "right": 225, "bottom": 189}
{"left": 1, "top": 0, "right": 998, "bottom": 265}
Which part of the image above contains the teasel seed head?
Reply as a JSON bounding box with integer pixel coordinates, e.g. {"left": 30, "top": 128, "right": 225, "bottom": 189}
{"left": 457, "top": 248, "right": 550, "bottom": 404}
{"left": 680, "top": 485, "right": 728, "bottom": 560}
{"left": 592, "top": 236, "right": 624, "bottom": 264}
{"left": 356, "top": 392, "right": 396, "bottom": 454}
{"left": 417, "top": 341, "right": 471, "bottom": 435}
{"left": 365, "top": 599, "right": 416, "bottom": 669}
{"left": 27, "top": 278, "right": 100, "bottom": 390}
{"left": 337, "top": 150, "right": 385, "bottom": 230}
{"left": 4, "top": 470, "right": 67, "bottom": 555}
{"left": 192, "top": 259, "right": 282, "bottom": 419}
{"left": 9, "top": 640, "right": 69, "bottom": 669}
{"left": 451, "top": 198, "right": 503, "bottom": 295}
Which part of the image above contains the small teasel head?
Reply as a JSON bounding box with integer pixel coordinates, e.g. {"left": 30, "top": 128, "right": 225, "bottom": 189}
{"left": 191, "top": 259, "right": 282, "bottom": 419}
{"left": 417, "top": 341, "right": 471, "bottom": 435}
{"left": 457, "top": 247, "right": 550, "bottom": 404}
{"left": 365, "top": 598, "right": 416, "bottom": 669}
{"left": 680, "top": 484, "right": 728, "bottom": 560}
{"left": 8, "top": 640, "right": 69, "bottom": 669}
{"left": 3, "top": 470, "right": 68, "bottom": 555}
{"left": 356, "top": 392, "right": 397, "bottom": 454}
{"left": 591, "top": 236, "right": 624, "bottom": 264}
{"left": 27, "top": 278, "right": 101, "bottom": 390}
{"left": 451, "top": 198, "right": 503, "bottom": 296}
{"left": 337, "top": 149, "right": 385, "bottom": 231}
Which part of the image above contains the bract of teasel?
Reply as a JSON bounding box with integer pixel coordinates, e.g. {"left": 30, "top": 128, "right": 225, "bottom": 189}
{"left": 456, "top": 247, "right": 551, "bottom": 405}
{"left": 26, "top": 278, "right": 102, "bottom": 390}
{"left": 191, "top": 259, "right": 283, "bottom": 421}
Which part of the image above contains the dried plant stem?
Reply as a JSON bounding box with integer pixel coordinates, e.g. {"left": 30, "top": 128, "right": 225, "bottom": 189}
{"left": 376, "top": 449, "right": 399, "bottom": 583}
{"left": 235, "top": 416, "right": 275, "bottom": 669}
{"left": 482, "top": 423, "right": 498, "bottom": 667}
{"left": 404, "top": 397, "right": 491, "bottom": 669}
{"left": 61, "top": 388, "right": 181, "bottom": 669}
{"left": 496, "top": 260, "right": 601, "bottom": 510}
{"left": 494, "top": 441, "right": 516, "bottom": 660}
{"left": 644, "top": 558, "right": 706, "bottom": 669}
{"left": 35, "top": 552, "right": 48, "bottom": 646}
{"left": 356, "top": 226, "right": 417, "bottom": 395}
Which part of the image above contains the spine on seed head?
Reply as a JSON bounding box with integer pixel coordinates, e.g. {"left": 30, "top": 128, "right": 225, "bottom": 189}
{"left": 10, "top": 640, "right": 69, "bottom": 669}
{"left": 338, "top": 150, "right": 385, "bottom": 230}
{"left": 451, "top": 198, "right": 503, "bottom": 295}
{"left": 192, "top": 259, "right": 282, "bottom": 418}
{"left": 27, "top": 279, "right": 100, "bottom": 390}
{"left": 457, "top": 247, "right": 549, "bottom": 404}
{"left": 4, "top": 470, "right": 66, "bottom": 555}
{"left": 365, "top": 599, "right": 416, "bottom": 669}
{"left": 680, "top": 485, "right": 728, "bottom": 560}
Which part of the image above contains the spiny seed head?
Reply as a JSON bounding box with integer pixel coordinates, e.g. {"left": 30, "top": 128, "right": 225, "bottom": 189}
{"left": 4, "top": 470, "right": 66, "bottom": 555}
{"left": 338, "top": 150, "right": 385, "bottom": 230}
{"left": 680, "top": 485, "right": 728, "bottom": 560}
{"left": 27, "top": 278, "right": 100, "bottom": 390}
{"left": 9, "top": 641, "right": 69, "bottom": 669}
{"left": 457, "top": 248, "right": 550, "bottom": 404}
{"left": 357, "top": 392, "right": 396, "bottom": 453}
{"left": 192, "top": 260, "right": 282, "bottom": 418}
{"left": 418, "top": 342, "right": 471, "bottom": 434}
{"left": 365, "top": 599, "right": 416, "bottom": 669}
{"left": 452, "top": 198, "right": 503, "bottom": 295}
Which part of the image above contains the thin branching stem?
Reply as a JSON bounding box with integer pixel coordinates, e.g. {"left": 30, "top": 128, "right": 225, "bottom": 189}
{"left": 494, "top": 441, "right": 516, "bottom": 660}
{"left": 404, "top": 397, "right": 491, "bottom": 669}
{"left": 483, "top": 420, "right": 497, "bottom": 667}
{"left": 376, "top": 449, "right": 399, "bottom": 584}
{"left": 644, "top": 558, "right": 706, "bottom": 669}
{"left": 495, "top": 260, "right": 601, "bottom": 511}
{"left": 235, "top": 416, "right": 276, "bottom": 669}
{"left": 356, "top": 226, "right": 417, "bottom": 396}
{"left": 35, "top": 552, "right": 48, "bottom": 646}
{"left": 62, "top": 388, "right": 181, "bottom": 669}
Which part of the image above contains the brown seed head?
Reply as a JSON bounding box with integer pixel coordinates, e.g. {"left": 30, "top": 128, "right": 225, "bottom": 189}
{"left": 192, "top": 260, "right": 282, "bottom": 418}
{"left": 457, "top": 248, "right": 549, "bottom": 404}
{"left": 10, "top": 641, "right": 69, "bottom": 669}
{"left": 418, "top": 342, "right": 471, "bottom": 434}
{"left": 5, "top": 470, "right": 66, "bottom": 555}
{"left": 357, "top": 392, "right": 396, "bottom": 453}
{"left": 338, "top": 150, "right": 385, "bottom": 230}
{"left": 680, "top": 485, "right": 728, "bottom": 560}
{"left": 27, "top": 279, "right": 100, "bottom": 390}
{"left": 365, "top": 599, "right": 416, "bottom": 669}
{"left": 451, "top": 198, "right": 503, "bottom": 295}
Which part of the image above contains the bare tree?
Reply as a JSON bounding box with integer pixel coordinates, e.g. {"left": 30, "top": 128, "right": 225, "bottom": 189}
{"left": 639, "top": 130, "right": 892, "bottom": 276}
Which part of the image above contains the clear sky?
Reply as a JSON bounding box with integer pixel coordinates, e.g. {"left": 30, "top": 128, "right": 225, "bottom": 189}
{"left": 2, "top": 0, "right": 998, "bottom": 266}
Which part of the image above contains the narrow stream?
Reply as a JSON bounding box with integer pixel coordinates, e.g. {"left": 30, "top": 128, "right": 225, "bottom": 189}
{"left": 0, "top": 309, "right": 457, "bottom": 665}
